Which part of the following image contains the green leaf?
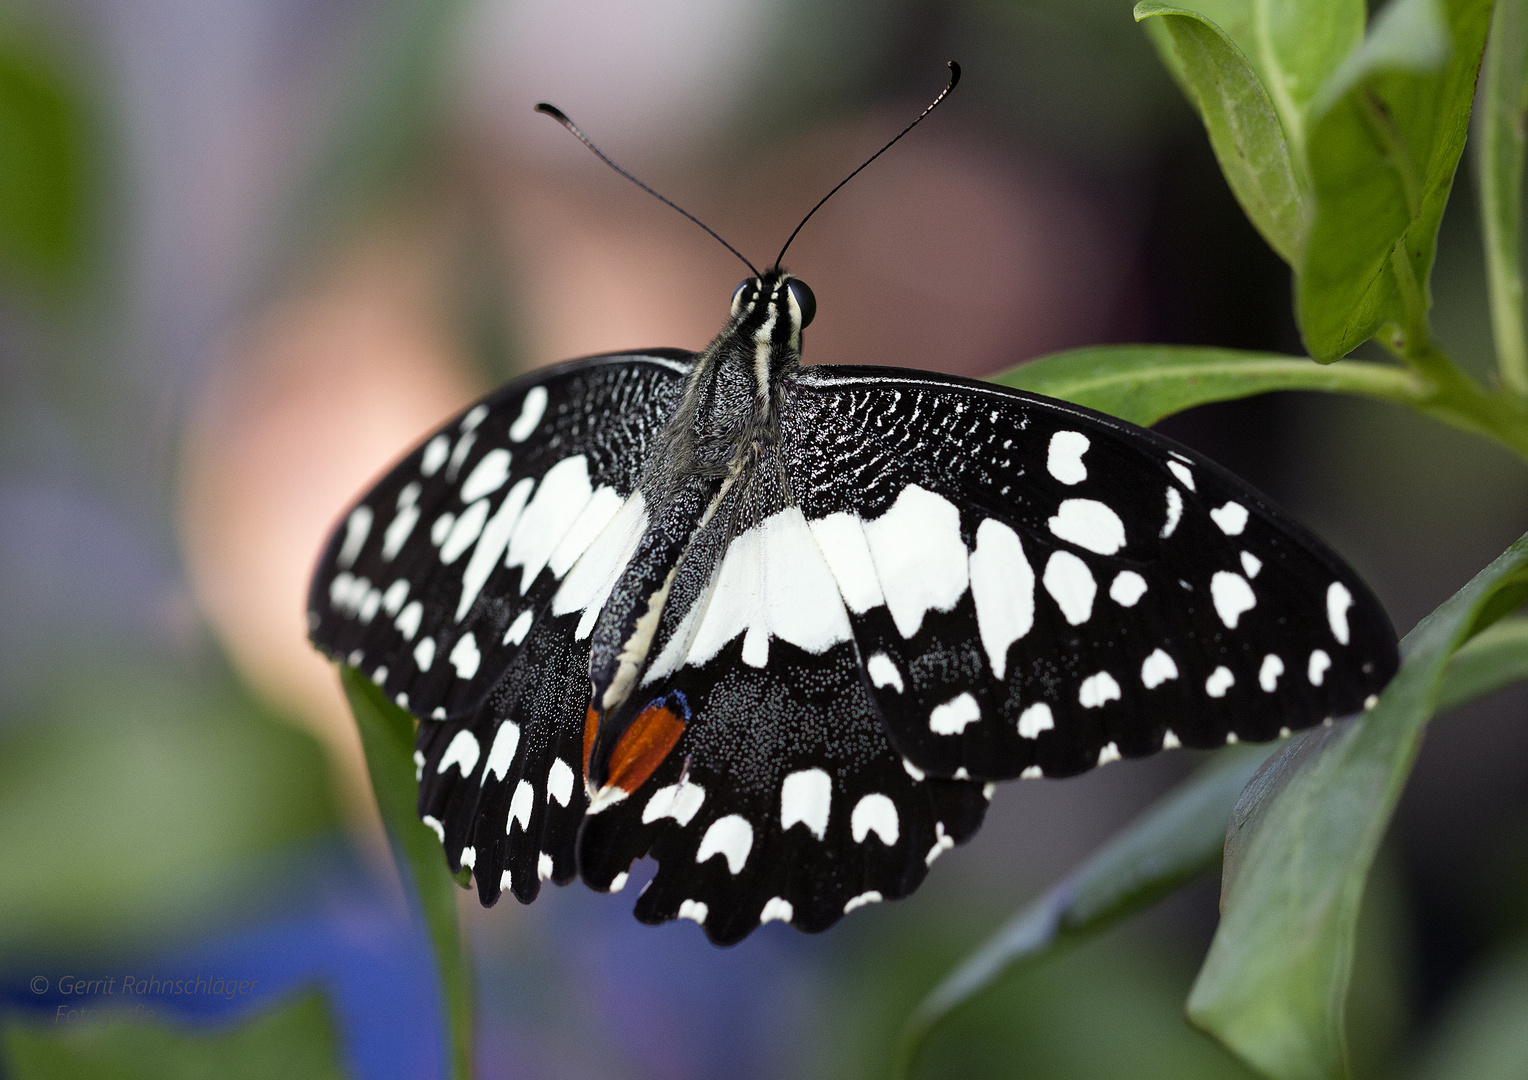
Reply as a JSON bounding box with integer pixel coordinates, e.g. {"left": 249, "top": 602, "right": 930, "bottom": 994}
{"left": 987, "top": 344, "right": 1429, "bottom": 426}
{"left": 1134, "top": 3, "right": 1309, "bottom": 263}
{"left": 1476, "top": 0, "right": 1528, "bottom": 396}
{"left": 1434, "top": 613, "right": 1528, "bottom": 713}
{"left": 1297, "top": 0, "right": 1493, "bottom": 359}
{"left": 893, "top": 592, "right": 1528, "bottom": 1074}
{"left": 896, "top": 742, "right": 1277, "bottom": 1074}
{"left": 0, "top": 990, "right": 343, "bottom": 1080}
{"left": 1187, "top": 532, "right": 1528, "bottom": 1080}
{"left": 341, "top": 668, "right": 473, "bottom": 1080}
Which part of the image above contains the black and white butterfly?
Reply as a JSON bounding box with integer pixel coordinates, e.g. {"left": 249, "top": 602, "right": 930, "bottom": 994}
{"left": 307, "top": 69, "right": 1398, "bottom": 945}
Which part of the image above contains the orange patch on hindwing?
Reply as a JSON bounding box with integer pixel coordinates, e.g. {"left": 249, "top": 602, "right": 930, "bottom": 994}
{"left": 606, "top": 704, "right": 686, "bottom": 794}
{"left": 583, "top": 704, "right": 599, "bottom": 778}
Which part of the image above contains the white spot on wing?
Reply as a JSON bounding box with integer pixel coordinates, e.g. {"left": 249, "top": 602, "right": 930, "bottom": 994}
{"left": 642, "top": 782, "right": 706, "bottom": 826}
{"left": 484, "top": 722, "right": 520, "bottom": 782}
{"left": 1308, "top": 649, "right": 1331, "bottom": 686}
{"left": 808, "top": 512, "right": 885, "bottom": 614}
{"left": 538, "top": 852, "right": 554, "bottom": 880}
{"left": 929, "top": 693, "right": 981, "bottom": 735}
{"left": 1327, "top": 582, "right": 1353, "bottom": 645}
{"left": 431, "top": 512, "right": 454, "bottom": 546}
{"left": 851, "top": 794, "right": 899, "bottom": 845}
{"left": 460, "top": 448, "right": 512, "bottom": 502}
{"left": 507, "top": 456, "right": 594, "bottom": 594}
{"left": 677, "top": 899, "right": 708, "bottom": 925}
{"left": 1017, "top": 702, "right": 1054, "bottom": 739}
{"left": 1043, "top": 550, "right": 1096, "bottom": 625}
{"left": 760, "top": 897, "right": 793, "bottom": 924}
{"left": 382, "top": 579, "right": 409, "bottom": 616}
{"left": 509, "top": 386, "right": 548, "bottom": 442}
{"left": 1162, "top": 730, "right": 1182, "bottom": 749}
{"left": 1241, "top": 551, "right": 1262, "bottom": 578}
{"left": 422, "top": 815, "right": 445, "bottom": 844}
{"left": 867, "top": 652, "right": 904, "bottom": 692}
{"left": 1109, "top": 571, "right": 1147, "bottom": 607}
{"left": 1047, "top": 430, "right": 1089, "bottom": 484}
{"left": 1161, "top": 486, "right": 1183, "bottom": 539}
{"left": 382, "top": 501, "right": 420, "bottom": 561}
{"left": 696, "top": 814, "right": 753, "bottom": 874}
{"left": 1206, "top": 666, "right": 1235, "bottom": 697}
{"left": 395, "top": 601, "right": 423, "bottom": 641}
{"left": 460, "top": 404, "right": 488, "bottom": 432}
{"left": 552, "top": 493, "right": 648, "bottom": 638}
{"left": 1211, "top": 571, "right": 1257, "bottom": 628}
{"left": 1210, "top": 502, "right": 1249, "bottom": 535}
{"left": 456, "top": 477, "right": 534, "bottom": 621}
{"left": 926, "top": 822, "right": 955, "bottom": 865}
{"left": 1048, "top": 499, "right": 1126, "bottom": 556}
{"left": 438, "top": 731, "right": 480, "bottom": 776}
{"left": 548, "top": 485, "right": 624, "bottom": 578}
{"left": 1020, "top": 765, "right": 1043, "bottom": 779}
{"left": 1097, "top": 741, "right": 1121, "bottom": 766}
{"left": 502, "top": 609, "right": 533, "bottom": 645}
{"left": 1259, "top": 653, "right": 1285, "bottom": 691}
{"left": 507, "top": 780, "right": 532, "bottom": 832}
{"left": 446, "top": 430, "right": 476, "bottom": 482}
{"left": 440, "top": 499, "right": 490, "bottom": 564}
{"left": 420, "top": 435, "right": 450, "bottom": 477}
{"left": 968, "top": 519, "right": 1034, "bottom": 680}
{"left": 781, "top": 768, "right": 832, "bottom": 840}
{"left": 862, "top": 485, "right": 969, "bottom": 639}
{"left": 449, "top": 632, "right": 481, "bottom": 679}
{"left": 1167, "top": 460, "right": 1196, "bottom": 491}
{"left": 460, "top": 846, "right": 476, "bottom": 870}
{"left": 413, "top": 636, "right": 436, "bottom": 671}
{"left": 1079, "top": 671, "right": 1121, "bottom": 708}
{"left": 1141, "top": 648, "right": 1178, "bottom": 689}
{"left": 844, "top": 891, "right": 882, "bottom": 913}
{"left": 338, "top": 506, "right": 373, "bottom": 568}
{"left": 547, "top": 759, "right": 574, "bottom": 806}
{"left": 677, "top": 506, "right": 852, "bottom": 673}
{"left": 902, "top": 758, "right": 925, "bottom": 781}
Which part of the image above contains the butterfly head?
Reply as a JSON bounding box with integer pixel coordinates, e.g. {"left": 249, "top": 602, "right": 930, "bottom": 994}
{"left": 727, "top": 270, "right": 816, "bottom": 375}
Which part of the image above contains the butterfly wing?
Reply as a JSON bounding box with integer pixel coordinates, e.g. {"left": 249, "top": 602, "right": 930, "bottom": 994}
{"left": 310, "top": 350, "right": 690, "bottom": 905}
{"left": 574, "top": 450, "right": 989, "bottom": 944}
{"left": 308, "top": 350, "right": 692, "bottom": 721}
{"left": 777, "top": 365, "right": 1399, "bottom": 781}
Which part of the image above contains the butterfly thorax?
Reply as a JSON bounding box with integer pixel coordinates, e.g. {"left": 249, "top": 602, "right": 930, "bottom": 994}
{"left": 581, "top": 271, "right": 808, "bottom": 805}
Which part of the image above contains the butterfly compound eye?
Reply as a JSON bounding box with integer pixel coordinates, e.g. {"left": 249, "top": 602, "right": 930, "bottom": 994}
{"left": 731, "top": 280, "right": 751, "bottom": 317}
{"left": 786, "top": 279, "right": 816, "bottom": 328}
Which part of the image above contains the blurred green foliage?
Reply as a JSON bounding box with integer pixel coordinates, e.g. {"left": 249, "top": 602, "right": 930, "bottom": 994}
{"left": 1, "top": 991, "right": 344, "bottom": 1080}
{"left": 0, "top": 22, "right": 87, "bottom": 295}
{"left": 0, "top": 656, "right": 340, "bottom": 953}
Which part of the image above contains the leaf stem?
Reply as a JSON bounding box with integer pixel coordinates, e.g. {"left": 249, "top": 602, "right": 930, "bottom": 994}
{"left": 1478, "top": 0, "right": 1528, "bottom": 396}
{"left": 1381, "top": 245, "right": 1528, "bottom": 462}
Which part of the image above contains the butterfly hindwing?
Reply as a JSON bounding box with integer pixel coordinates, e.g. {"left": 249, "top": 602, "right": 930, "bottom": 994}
{"left": 573, "top": 448, "right": 988, "bottom": 944}
{"left": 416, "top": 605, "right": 594, "bottom": 905}
{"left": 308, "top": 350, "right": 693, "bottom": 723}
{"left": 779, "top": 365, "right": 1399, "bottom": 781}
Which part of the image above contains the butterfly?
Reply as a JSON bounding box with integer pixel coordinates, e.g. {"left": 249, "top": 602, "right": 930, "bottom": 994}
{"left": 307, "top": 65, "right": 1398, "bottom": 945}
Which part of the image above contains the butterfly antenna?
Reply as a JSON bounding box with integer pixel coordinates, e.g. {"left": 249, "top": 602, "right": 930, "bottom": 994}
{"left": 773, "top": 61, "right": 960, "bottom": 270}
{"left": 535, "top": 102, "right": 760, "bottom": 276}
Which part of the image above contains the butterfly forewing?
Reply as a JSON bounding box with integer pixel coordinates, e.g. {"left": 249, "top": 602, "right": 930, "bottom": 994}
{"left": 308, "top": 351, "right": 692, "bottom": 723}
{"left": 779, "top": 366, "right": 1398, "bottom": 781}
